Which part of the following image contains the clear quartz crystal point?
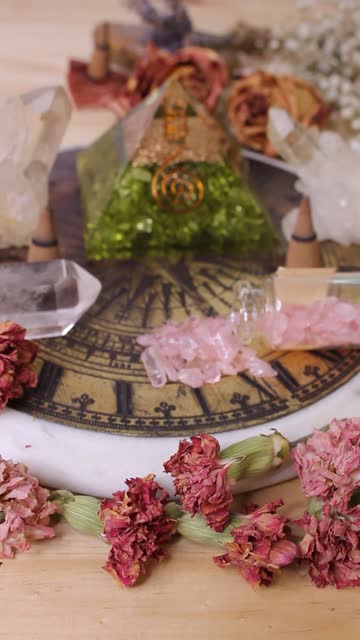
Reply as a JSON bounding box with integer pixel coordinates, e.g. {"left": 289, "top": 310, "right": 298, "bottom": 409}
{"left": 140, "top": 346, "right": 167, "bottom": 388}
{"left": 267, "top": 107, "right": 360, "bottom": 245}
{"left": 0, "top": 86, "right": 72, "bottom": 249}
{"left": 230, "top": 280, "right": 270, "bottom": 345}
{"left": 0, "top": 260, "right": 102, "bottom": 339}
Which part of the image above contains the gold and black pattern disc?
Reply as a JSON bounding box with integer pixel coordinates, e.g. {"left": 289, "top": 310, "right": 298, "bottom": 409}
{"left": 14, "top": 150, "right": 360, "bottom": 436}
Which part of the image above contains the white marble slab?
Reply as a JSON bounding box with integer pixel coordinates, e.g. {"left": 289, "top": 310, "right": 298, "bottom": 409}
{"left": 1, "top": 372, "right": 359, "bottom": 497}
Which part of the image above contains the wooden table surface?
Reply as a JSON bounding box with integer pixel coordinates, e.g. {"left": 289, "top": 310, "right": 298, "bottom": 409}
{"left": 1, "top": 2, "right": 359, "bottom": 639}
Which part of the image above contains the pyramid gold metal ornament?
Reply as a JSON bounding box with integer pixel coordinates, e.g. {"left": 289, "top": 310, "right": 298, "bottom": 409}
{"left": 77, "top": 80, "right": 278, "bottom": 260}
{"left": 150, "top": 91, "right": 205, "bottom": 213}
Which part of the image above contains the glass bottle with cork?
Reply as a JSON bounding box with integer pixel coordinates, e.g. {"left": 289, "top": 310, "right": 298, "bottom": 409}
{"left": 231, "top": 268, "right": 360, "bottom": 350}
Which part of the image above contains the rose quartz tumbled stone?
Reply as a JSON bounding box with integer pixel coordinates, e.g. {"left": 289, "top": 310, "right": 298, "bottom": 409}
{"left": 261, "top": 297, "right": 360, "bottom": 349}
{"left": 137, "top": 316, "right": 277, "bottom": 389}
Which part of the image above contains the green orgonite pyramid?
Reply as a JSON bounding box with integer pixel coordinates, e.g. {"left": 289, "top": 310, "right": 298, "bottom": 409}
{"left": 77, "top": 80, "right": 278, "bottom": 260}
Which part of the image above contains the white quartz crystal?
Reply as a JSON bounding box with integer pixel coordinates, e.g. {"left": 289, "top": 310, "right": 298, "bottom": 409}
{"left": 0, "top": 86, "right": 71, "bottom": 248}
{"left": 0, "top": 260, "right": 102, "bottom": 339}
{"left": 268, "top": 107, "right": 360, "bottom": 245}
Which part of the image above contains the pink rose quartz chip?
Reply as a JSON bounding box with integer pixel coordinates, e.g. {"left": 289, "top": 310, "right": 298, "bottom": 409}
{"left": 137, "top": 316, "right": 276, "bottom": 388}
{"left": 261, "top": 297, "right": 360, "bottom": 349}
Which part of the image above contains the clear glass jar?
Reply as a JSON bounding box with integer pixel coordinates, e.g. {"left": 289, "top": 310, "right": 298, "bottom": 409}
{"left": 231, "top": 269, "right": 360, "bottom": 350}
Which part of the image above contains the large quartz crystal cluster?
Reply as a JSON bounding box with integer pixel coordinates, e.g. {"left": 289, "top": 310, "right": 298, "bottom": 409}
{"left": 0, "top": 260, "right": 101, "bottom": 339}
{"left": 268, "top": 107, "right": 360, "bottom": 245}
{"left": 0, "top": 86, "right": 72, "bottom": 248}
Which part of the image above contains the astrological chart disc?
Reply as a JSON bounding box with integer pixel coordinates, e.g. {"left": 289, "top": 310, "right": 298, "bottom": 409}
{"left": 14, "top": 150, "right": 360, "bottom": 437}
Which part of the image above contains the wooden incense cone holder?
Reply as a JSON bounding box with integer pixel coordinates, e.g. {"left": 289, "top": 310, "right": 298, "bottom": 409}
{"left": 88, "top": 22, "right": 110, "bottom": 81}
{"left": 27, "top": 207, "right": 61, "bottom": 263}
{"left": 285, "top": 197, "right": 321, "bottom": 268}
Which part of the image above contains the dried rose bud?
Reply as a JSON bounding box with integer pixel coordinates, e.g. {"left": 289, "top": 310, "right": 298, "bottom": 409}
{"left": 297, "top": 502, "right": 360, "bottom": 589}
{"left": 167, "top": 499, "right": 297, "bottom": 588}
{"left": 293, "top": 418, "right": 360, "bottom": 508}
{"left": 99, "top": 475, "right": 176, "bottom": 587}
{"left": 164, "top": 432, "right": 290, "bottom": 533}
{"left": 164, "top": 433, "right": 234, "bottom": 532}
{"left": 0, "top": 321, "right": 38, "bottom": 410}
{"left": 214, "top": 500, "right": 298, "bottom": 588}
{"left": 0, "top": 456, "right": 56, "bottom": 558}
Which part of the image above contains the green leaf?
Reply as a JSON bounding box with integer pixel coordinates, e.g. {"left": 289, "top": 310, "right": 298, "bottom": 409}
{"left": 176, "top": 513, "right": 235, "bottom": 546}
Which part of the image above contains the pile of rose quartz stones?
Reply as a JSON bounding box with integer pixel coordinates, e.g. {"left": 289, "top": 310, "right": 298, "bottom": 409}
{"left": 137, "top": 298, "right": 360, "bottom": 389}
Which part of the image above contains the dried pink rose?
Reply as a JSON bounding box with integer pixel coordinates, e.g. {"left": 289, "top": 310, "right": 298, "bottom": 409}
{"left": 164, "top": 434, "right": 233, "bottom": 532}
{"left": 99, "top": 475, "right": 176, "bottom": 587}
{"left": 298, "top": 502, "right": 360, "bottom": 589}
{"left": 0, "top": 457, "right": 56, "bottom": 558}
{"left": 293, "top": 418, "right": 360, "bottom": 505}
{"left": 0, "top": 321, "right": 38, "bottom": 410}
{"left": 214, "top": 499, "right": 297, "bottom": 588}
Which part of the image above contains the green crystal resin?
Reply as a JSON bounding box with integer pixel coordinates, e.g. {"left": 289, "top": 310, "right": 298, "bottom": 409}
{"left": 84, "top": 162, "right": 278, "bottom": 260}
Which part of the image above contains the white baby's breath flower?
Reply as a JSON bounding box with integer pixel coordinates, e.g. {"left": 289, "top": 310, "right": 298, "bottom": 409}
{"left": 340, "top": 106, "right": 355, "bottom": 120}
{"left": 245, "top": 0, "right": 360, "bottom": 133}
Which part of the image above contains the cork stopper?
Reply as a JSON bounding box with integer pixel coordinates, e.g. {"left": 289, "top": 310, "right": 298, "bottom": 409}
{"left": 27, "top": 207, "right": 61, "bottom": 262}
{"left": 88, "top": 22, "right": 110, "bottom": 81}
{"left": 285, "top": 197, "right": 321, "bottom": 268}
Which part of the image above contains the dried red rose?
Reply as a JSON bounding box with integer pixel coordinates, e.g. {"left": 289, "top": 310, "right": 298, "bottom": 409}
{"left": 0, "top": 457, "right": 56, "bottom": 558}
{"left": 171, "top": 46, "right": 228, "bottom": 111}
{"left": 0, "top": 321, "right": 38, "bottom": 410}
{"left": 99, "top": 475, "right": 176, "bottom": 587}
{"left": 125, "top": 44, "right": 228, "bottom": 112}
{"left": 298, "top": 502, "right": 360, "bottom": 589}
{"left": 68, "top": 44, "right": 228, "bottom": 117}
{"left": 214, "top": 499, "right": 298, "bottom": 588}
{"left": 293, "top": 418, "right": 360, "bottom": 507}
{"left": 227, "top": 70, "right": 330, "bottom": 155}
{"left": 164, "top": 433, "right": 233, "bottom": 532}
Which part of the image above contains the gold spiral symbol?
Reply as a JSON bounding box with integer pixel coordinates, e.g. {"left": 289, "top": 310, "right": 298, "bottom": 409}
{"left": 151, "top": 91, "right": 204, "bottom": 213}
{"left": 152, "top": 163, "right": 204, "bottom": 213}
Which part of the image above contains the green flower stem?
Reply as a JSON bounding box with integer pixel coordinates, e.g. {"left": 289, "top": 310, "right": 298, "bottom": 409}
{"left": 165, "top": 502, "right": 242, "bottom": 547}
{"left": 51, "top": 490, "right": 103, "bottom": 536}
{"left": 219, "top": 432, "right": 290, "bottom": 482}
